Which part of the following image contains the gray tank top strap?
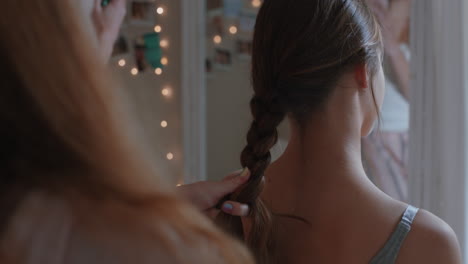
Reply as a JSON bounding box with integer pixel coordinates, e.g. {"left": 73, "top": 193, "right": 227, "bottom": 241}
{"left": 369, "top": 205, "right": 419, "bottom": 264}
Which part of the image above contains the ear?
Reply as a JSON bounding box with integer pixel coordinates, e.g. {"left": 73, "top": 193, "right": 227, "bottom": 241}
{"left": 353, "top": 63, "right": 369, "bottom": 90}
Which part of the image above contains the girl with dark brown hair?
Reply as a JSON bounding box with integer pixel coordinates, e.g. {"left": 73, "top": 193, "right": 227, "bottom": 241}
{"left": 218, "top": 0, "right": 462, "bottom": 263}
{"left": 0, "top": 0, "right": 253, "bottom": 263}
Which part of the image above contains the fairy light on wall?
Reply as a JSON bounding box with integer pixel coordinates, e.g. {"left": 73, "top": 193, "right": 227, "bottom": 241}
{"left": 166, "top": 152, "right": 174, "bottom": 160}
{"left": 152, "top": 3, "right": 177, "bottom": 181}
{"left": 213, "top": 35, "right": 222, "bottom": 44}
{"left": 154, "top": 25, "right": 162, "bottom": 33}
{"left": 252, "top": 0, "right": 262, "bottom": 7}
{"left": 114, "top": 1, "right": 180, "bottom": 182}
{"left": 160, "top": 39, "right": 169, "bottom": 48}
{"left": 229, "top": 26, "right": 238, "bottom": 34}
{"left": 155, "top": 4, "right": 175, "bottom": 167}
{"left": 155, "top": 67, "right": 163, "bottom": 75}
{"left": 161, "top": 87, "right": 172, "bottom": 97}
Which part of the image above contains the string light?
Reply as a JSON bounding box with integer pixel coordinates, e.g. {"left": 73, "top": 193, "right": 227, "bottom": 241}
{"left": 161, "top": 87, "right": 172, "bottom": 97}
{"left": 166, "top": 153, "right": 174, "bottom": 160}
{"left": 229, "top": 26, "right": 238, "bottom": 34}
{"left": 252, "top": 0, "right": 261, "bottom": 7}
{"left": 154, "top": 25, "right": 162, "bottom": 33}
{"left": 114, "top": 3, "right": 178, "bottom": 170}
{"left": 160, "top": 39, "right": 169, "bottom": 48}
{"left": 213, "top": 35, "right": 222, "bottom": 44}
{"left": 176, "top": 180, "right": 184, "bottom": 187}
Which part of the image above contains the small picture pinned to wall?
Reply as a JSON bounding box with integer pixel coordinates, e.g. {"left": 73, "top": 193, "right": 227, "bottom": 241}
{"left": 207, "top": 0, "right": 222, "bottom": 10}
{"left": 142, "top": 33, "right": 163, "bottom": 68}
{"left": 214, "top": 48, "right": 232, "bottom": 70}
{"left": 130, "top": 0, "right": 156, "bottom": 25}
{"left": 207, "top": 9, "right": 224, "bottom": 37}
{"left": 134, "top": 37, "right": 147, "bottom": 71}
{"left": 112, "top": 35, "right": 129, "bottom": 57}
{"left": 134, "top": 32, "right": 163, "bottom": 72}
{"left": 237, "top": 39, "right": 252, "bottom": 60}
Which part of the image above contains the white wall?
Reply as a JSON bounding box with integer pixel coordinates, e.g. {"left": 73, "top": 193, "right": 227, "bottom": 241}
{"left": 206, "top": 60, "right": 252, "bottom": 180}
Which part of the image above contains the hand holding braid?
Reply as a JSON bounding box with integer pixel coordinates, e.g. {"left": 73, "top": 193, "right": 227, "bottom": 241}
{"left": 216, "top": 92, "right": 286, "bottom": 264}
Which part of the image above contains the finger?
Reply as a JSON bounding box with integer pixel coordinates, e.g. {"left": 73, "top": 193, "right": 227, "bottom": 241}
{"left": 217, "top": 168, "right": 251, "bottom": 196}
{"left": 221, "top": 201, "right": 250, "bottom": 217}
{"left": 212, "top": 169, "right": 251, "bottom": 210}
{"left": 222, "top": 169, "right": 244, "bottom": 182}
{"left": 205, "top": 208, "right": 220, "bottom": 219}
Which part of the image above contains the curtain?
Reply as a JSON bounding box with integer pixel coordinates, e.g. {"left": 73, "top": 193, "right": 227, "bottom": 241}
{"left": 409, "top": 0, "right": 467, "bottom": 258}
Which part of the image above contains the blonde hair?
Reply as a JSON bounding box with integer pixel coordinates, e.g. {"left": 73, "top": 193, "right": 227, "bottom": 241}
{"left": 0, "top": 0, "right": 252, "bottom": 263}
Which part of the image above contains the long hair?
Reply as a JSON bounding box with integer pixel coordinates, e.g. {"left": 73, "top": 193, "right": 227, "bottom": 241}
{"left": 0, "top": 0, "right": 253, "bottom": 263}
{"left": 217, "top": 0, "right": 382, "bottom": 263}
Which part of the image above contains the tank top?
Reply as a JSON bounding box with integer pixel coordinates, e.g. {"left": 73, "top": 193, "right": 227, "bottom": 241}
{"left": 380, "top": 44, "right": 411, "bottom": 132}
{"left": 370, "top": 205, "right": 419, "bottom": 264}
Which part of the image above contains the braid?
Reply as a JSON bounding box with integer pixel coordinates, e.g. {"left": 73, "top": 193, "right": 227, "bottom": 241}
{"left": 217, "top": 91, "right": 286, "bottom": 264}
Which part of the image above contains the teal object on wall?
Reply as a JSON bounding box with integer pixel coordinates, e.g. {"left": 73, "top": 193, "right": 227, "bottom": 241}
{"left": 143, "top": 33, "right": 163, "bottom": 68}
{"left": 101, "top": 0, "right": 110, "bottom": 7}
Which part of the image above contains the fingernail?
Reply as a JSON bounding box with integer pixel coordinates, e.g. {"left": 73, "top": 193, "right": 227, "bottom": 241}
{"left": 222, "top": 203, "right": 233, "bottom": 212}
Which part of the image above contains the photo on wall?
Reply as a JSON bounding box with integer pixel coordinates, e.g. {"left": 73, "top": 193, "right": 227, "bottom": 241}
{"left": 236, "top": 38, "right": 252, "bottom": 60}
{"left": 213, "top": 48, "right": 232, "bottom": 70}
{"left": 129, "top": 0, "right": 156, "bottom": 26}
{"left": 207, "top": 9, "right": 224, "bottom": 37}
{"left": 207, "top": 0, "right": 222, "bottom": 10}
{"left": 112, "top": 35, "right": 130, "bottom": 57}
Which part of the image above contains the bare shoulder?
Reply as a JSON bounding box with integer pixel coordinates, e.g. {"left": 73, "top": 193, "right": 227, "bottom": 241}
{"left": 397, "top": 209, "right": 462, "bottom": 264}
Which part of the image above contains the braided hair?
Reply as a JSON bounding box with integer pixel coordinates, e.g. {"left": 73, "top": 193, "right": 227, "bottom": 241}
{"left": 217, "top": 0, "right": 382, "bottom": 263}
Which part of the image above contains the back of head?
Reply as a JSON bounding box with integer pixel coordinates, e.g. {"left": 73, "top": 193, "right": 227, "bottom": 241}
{"left": 0, "top": 0, "right": 253, "bottom": 263}
{"left": 217, "top": 0, "right": 382, "bottom": 263}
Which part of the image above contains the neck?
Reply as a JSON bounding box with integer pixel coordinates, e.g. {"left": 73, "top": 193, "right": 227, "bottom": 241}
{"left": 263, "top": 112, "right": 378, "bottom": 219}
